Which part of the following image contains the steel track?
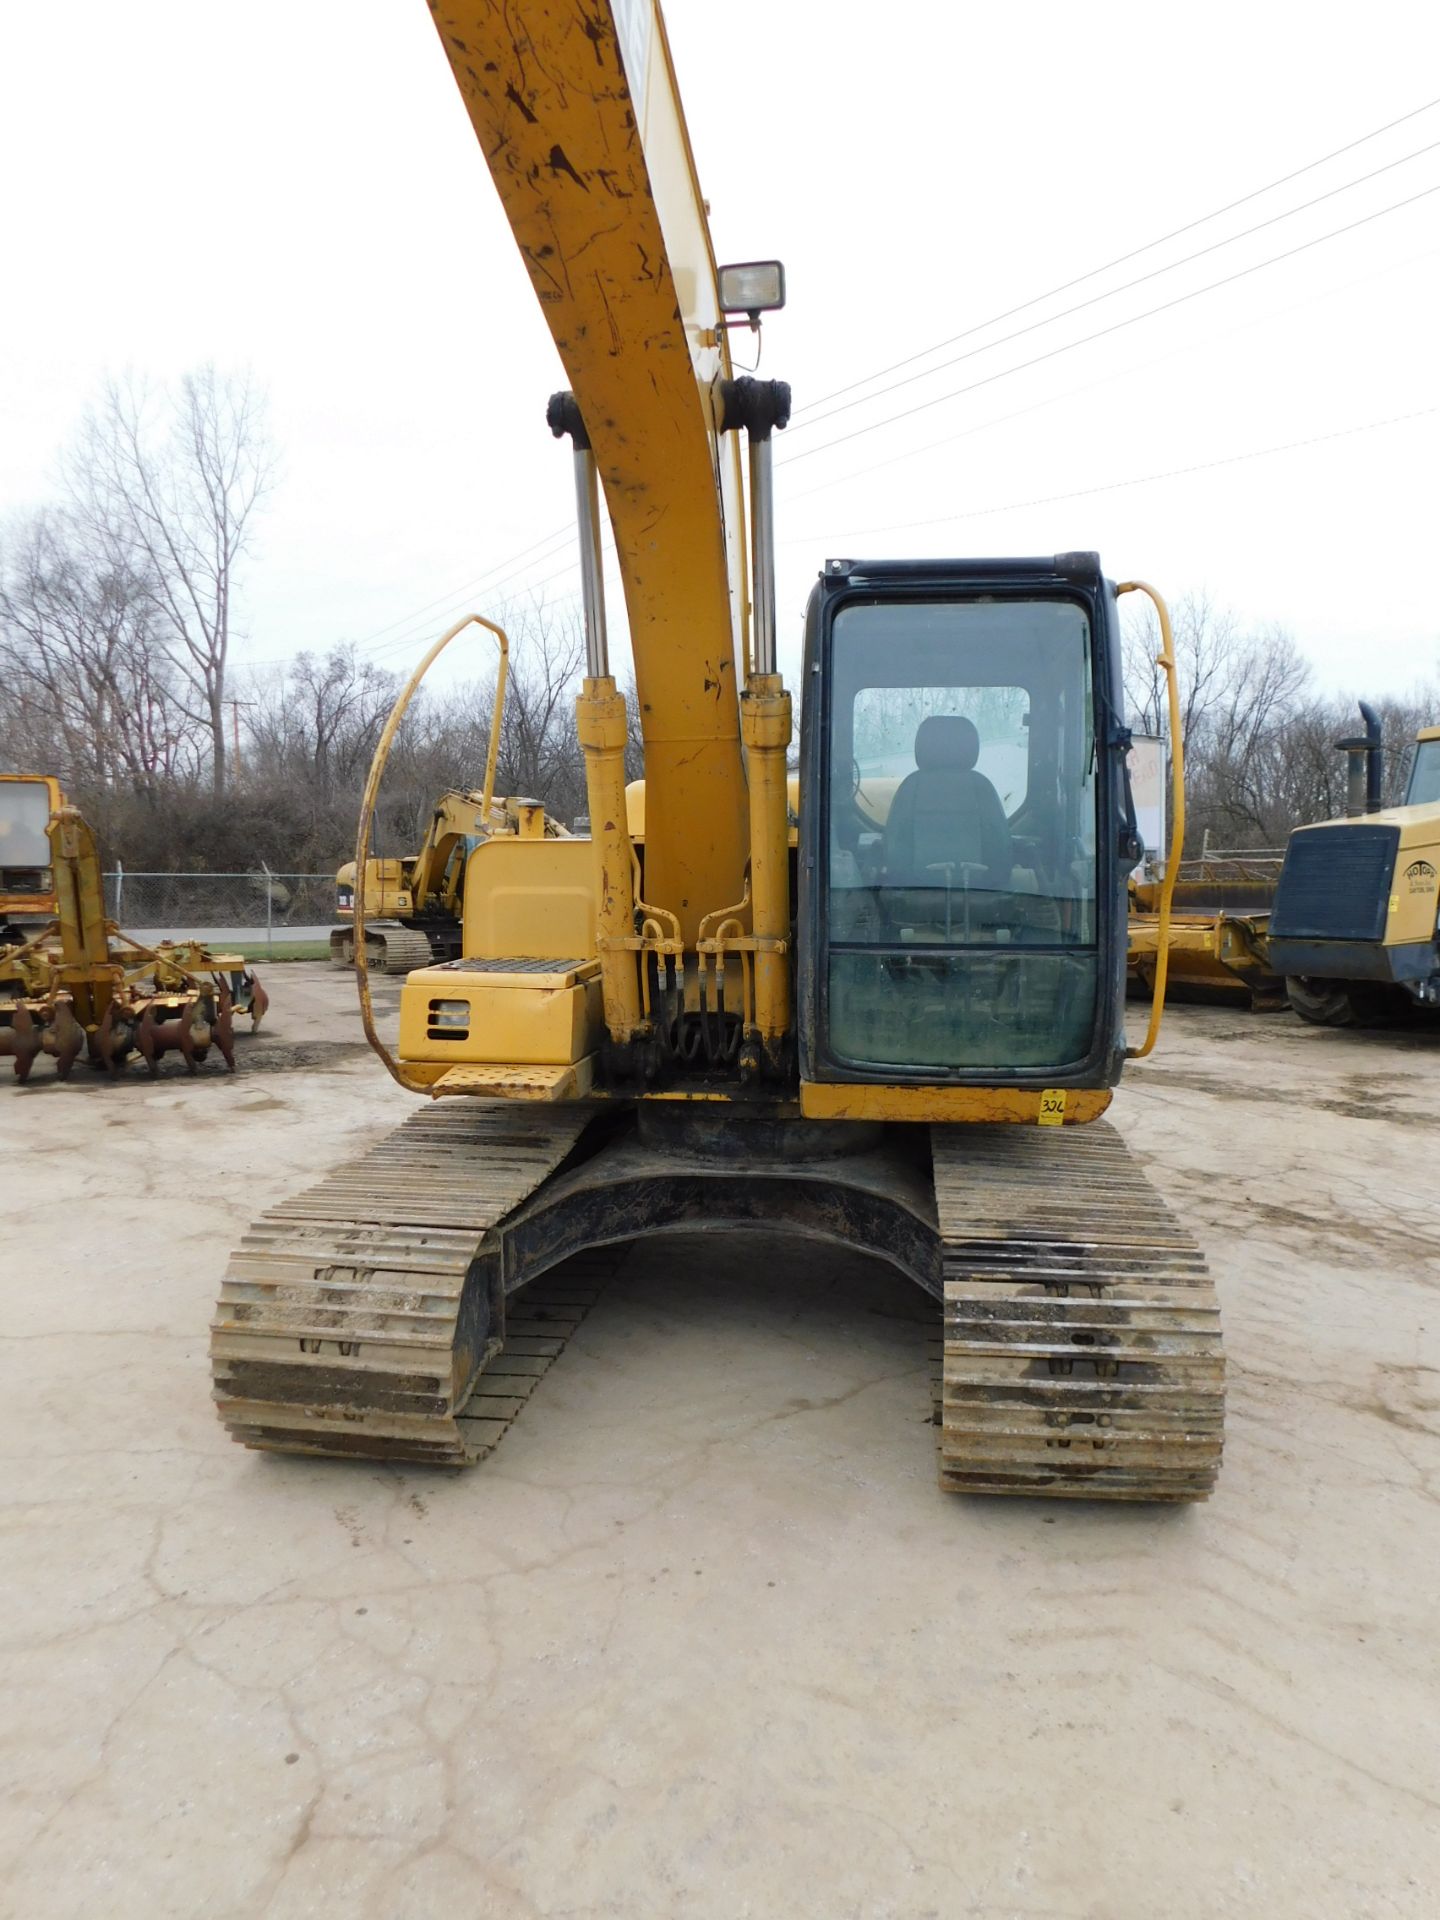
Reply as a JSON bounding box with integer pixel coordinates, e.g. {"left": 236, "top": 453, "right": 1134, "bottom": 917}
{"left": 212, "top": 1100, "right": 1223, "bottom": 1501}
{"left": 331, "top": 925, "right": 437, "bottom": 973}
{"left": 931, "top": 1120, "right": 1224, "bottom": 1501}
{"left": 210, "top": 1103, "right": 605, "bottom": 1464}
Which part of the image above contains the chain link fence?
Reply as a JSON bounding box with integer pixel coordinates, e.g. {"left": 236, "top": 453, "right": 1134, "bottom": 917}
{"left": 102, "top": 870, "right": 338, "bottom": 953}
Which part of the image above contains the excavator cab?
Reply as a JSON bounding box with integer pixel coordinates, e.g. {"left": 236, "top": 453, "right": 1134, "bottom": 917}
{"left": 0, "top": 774, "right": 63, "bottom": 942}
{"left": 1406, "top": 728, "right": 1440, "bottom": 806}
{"left": 799, "top": 555, "right": 1130, "bottom": 1089}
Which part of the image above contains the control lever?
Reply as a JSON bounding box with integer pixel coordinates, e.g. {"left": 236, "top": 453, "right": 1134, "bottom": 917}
{"left": 926, "top": 860, "right": 990, "bottom": 939}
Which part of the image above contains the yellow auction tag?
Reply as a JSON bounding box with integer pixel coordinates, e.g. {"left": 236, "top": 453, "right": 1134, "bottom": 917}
{"left": 1038, "top": 1088, "right": 1067, "bottom": 1126}
{"left": 1389, "top": 894, "right": 1400, "bottom": 915}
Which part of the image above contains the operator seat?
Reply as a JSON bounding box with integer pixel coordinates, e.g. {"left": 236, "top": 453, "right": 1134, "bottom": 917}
{"left": 884, "top": 715, "right": 1012, "bottom": 890}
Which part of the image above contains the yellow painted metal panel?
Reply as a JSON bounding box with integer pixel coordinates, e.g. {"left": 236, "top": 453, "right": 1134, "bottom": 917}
{"left": 461, "top": 838, "right": 598, "bottom": 962}
{"left": 426, "top": 0, "right": 749, "bottom": 942}
{"left": 624, "top": 780, "right": 646, "bottom": 842}
{"left": 1284, "top": 809, "right": 1440, "bottom": 949}
{"left": 1388, "top": 827, "right": 1440, "bottom": 944}
{"left": 399, "top": 974, "right": 603, "bottom": 1066}
{"left": 799, "top": 1083, "right": 1114, "bottom": 1125}
{"left": 1127, "top": 916, "right": 1218, "bottom": 957}
{"left": 627, "top": 773, "right": 806, "bottom": 850}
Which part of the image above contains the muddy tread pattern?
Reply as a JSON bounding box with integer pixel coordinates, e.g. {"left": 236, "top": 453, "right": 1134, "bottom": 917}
{"left": 331, "top": 926, "right": 436, "bottom": 973}
{"left": 932, "top": 1120, "right": 1223, "bottom": 1503}
{"left": 211, "top": 1103, "right": 605, "bottom": 1465}
{"left": 376, "top": 929, "right": 440, "bottom": 974}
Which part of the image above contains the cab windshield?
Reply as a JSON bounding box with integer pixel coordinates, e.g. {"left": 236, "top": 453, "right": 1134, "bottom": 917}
{"left": 1407, "top": 739, "right": 1440, "bottom": 808}
{"left": 0, "top": 782, "right": 52, "bottom": 868}
{"left": 825, "top": 597, "right": 1099, "bottom": 1072}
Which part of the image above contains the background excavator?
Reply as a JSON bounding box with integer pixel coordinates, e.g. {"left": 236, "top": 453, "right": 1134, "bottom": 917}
{"left": 0, "top": 772, "right": 268, "bottom": 1082}
{"left": 331, "top": 791, "right": 483, "bottom": 974}
{"left": 331, "top": 791, "right": 572, "bottom": 974}
{"left": 328, "top": 632, "right": 571, "bottom": 972}
{"left": 211, "top": 0, "right": 1223, "bottom": 1502}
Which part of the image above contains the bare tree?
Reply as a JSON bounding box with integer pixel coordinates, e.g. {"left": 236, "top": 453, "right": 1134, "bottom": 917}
{"left": 0, "top": 508, "right": 202, "bottom": 801}
{"left": 245, "top": 644, "right": 403, "bottom": 798}
{"left": 1269, "top": 683, "right": 1440, "bottom": 828}
{"left": 623, "top": 673, "right": 645, "bottom": 785}
{"left": 1124, "top": 592, "right": 1313, "bottom": 850}
{"left": 1124, "top": 590, "right": 1255, "bottom": 762}
{"left": 493, "top": 602, "right": 587, "bottom": 818}
{"left": 1193, "top": 625, "right": 1310, "bottom": 843}
{"left": 67, "top": 367, "right": 273, "bottom": 796}
{"left": 341, "top": 598, "right": 593, "bottom": 846}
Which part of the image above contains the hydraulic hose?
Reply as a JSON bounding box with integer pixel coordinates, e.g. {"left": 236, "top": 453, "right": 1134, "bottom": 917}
{"left": 353, "top": 612, "right": 509, "bottom": 1092}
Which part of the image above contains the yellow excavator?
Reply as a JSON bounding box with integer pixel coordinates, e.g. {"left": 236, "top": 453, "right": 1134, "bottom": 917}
{"left": 210, "top": 0, "right": 1222, "bottom": 1502}
{"left": 0, "top": 773, "right": 268, "bottom": 1082}
{"left": 331, "top": 793, "right": 482, "bottom": 974}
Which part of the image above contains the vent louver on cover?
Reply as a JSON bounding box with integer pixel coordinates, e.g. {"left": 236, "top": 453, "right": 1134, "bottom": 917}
{"left": 1270, "top": 825, "right": 1397, "bottom": 942}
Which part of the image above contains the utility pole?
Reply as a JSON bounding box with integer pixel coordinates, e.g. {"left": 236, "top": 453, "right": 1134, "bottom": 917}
{"left": 225, "top": 698, "right": 255, "bottom": 779}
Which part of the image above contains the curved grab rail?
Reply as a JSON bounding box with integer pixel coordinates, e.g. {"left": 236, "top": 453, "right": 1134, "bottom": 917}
{"left": 353, "top": 612, "right": 510, "bottom": 1092}
{"left": 1117, "top": 581, "right": 1182, "bottom": 1061}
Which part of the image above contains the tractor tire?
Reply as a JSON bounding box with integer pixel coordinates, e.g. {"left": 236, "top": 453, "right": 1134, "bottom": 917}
{"left": 1285, "top": 977, "right": 1384, "bottom": 1027}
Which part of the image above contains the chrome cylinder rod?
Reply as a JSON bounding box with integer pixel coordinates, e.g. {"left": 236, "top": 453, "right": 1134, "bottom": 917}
{"left": 718, "top": 377, "right": 790, "bottom": 685}
{"left": 548, "top": 390, "right": 609, "bottom": 679}
{"left": 572, "top": 446, "right": 609, "bottom": 679}
{"left": 748, "top": 434, "right": 777, "bottom": 679}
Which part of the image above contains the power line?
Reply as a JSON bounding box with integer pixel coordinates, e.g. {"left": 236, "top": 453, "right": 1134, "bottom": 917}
{"left": 347, "top": 518, "right": 574, "bottom": 649}
{"left": 491, "top": 536, "right": 624, "bottom": 611}
{"left": 781, "top": 403, "right": 1438, "bottom": 542}
{"left": 240, "top": 517, "right": 578, "bottom": 669}
{"left": 788, "top": 134, "right": 1440, "bottom": 438}
{"left": 237, "top": 110, "right": 1440, "bottom": 678}
{"left": 363, "top": 532, "right": 636, "bottom": 666}
{"left": 778, "top": 181, "right": 1440, "bottom": 468}
{"left": 305, "top": 526, "right": 582, "bottom": 671}
{"left": 243, "top": 205, "right": 1432, "bottom": 679}
{"left": 789, "top": 92, "right": 1440, "bottom": 421}
{"left": 779, "top": 241, "right": 1440, "bottom": 509}
{"left": 359, "top": 527, "right": 583, "bottom": 662}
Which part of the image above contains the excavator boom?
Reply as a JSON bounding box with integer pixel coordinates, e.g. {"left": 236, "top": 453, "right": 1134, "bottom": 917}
{"left": 430, "top": 0, "right": 749, "bottom": 941}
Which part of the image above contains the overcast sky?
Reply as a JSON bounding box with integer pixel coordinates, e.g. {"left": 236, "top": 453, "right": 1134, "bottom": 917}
{"left": 1, "top": 1, "right": 1438, "bottom": 702}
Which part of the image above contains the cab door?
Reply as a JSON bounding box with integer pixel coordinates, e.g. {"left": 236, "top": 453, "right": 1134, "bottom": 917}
{"left": 797, "top": 556, "right": 1130, "bottom": 1093}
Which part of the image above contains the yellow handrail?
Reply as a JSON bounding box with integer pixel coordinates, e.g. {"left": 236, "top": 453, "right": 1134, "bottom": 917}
{"left": 353, "top": 612, "right": 510, "bottom": 1092}
{"left": 1117, "top": 581, "right": 1182, "bottom": 1060}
